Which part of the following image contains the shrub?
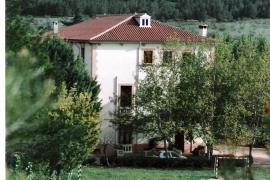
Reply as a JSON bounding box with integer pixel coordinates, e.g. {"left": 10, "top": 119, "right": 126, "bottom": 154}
{"left": 100, "top": 155, "right": 249, "bottom": 168}
{"left": 82, "top": 156, "right": 97, "bottom": 166}
{"left": 28, "top": 85, "right": 101, "bottom": 175}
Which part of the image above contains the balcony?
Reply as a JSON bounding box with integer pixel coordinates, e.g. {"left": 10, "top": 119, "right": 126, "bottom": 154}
{"left": 122, "top": 144, "right": 133, "bottom": 153}
{"left": 119, "top": 106, "right": 132, "bottom": 114}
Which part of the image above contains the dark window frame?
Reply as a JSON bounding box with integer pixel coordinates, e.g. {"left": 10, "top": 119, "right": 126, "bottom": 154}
{"left": 80, "top": 46, "right": 85, "bottom": 60}
{"left": 118, "top": 127, "right": 132, "bottom": 144}
{"left": 143, "top": 50, "right": 153, "bottom": 64}
{"left": 119, "top": 85, "right": 133, "bottom": 108}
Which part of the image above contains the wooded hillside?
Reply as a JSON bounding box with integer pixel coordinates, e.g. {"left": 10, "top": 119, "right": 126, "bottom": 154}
{"left": 9, "top": 0, "right": 270, "bottom": 21}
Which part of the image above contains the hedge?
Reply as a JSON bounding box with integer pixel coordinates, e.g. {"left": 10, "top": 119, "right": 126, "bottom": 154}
{"left": 100, "top": 156, "right": 211, "bottom": 168}
{"left": 100, "top": 156, "right": 248, "bottom": 168}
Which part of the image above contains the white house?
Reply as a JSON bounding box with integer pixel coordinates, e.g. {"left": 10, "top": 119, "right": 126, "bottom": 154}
{"left": 52, "top": 13, "right": 212, "bottom": 154}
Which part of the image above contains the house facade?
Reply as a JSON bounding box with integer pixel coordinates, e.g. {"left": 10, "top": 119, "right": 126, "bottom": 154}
{"left": 53, "top": 13, "right": 212, "bottom": 153}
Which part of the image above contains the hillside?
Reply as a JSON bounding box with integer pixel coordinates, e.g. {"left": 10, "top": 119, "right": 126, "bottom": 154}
{"left": 7, "top": 0, "right": 270, "bottom": 21}
{"left": 168, "top": 18, "right": 270, "bottom": 39}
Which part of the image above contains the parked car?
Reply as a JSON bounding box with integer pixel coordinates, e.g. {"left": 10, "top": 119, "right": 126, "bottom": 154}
{"left": 153, "top": 150, "right": 187, "bottom": 159}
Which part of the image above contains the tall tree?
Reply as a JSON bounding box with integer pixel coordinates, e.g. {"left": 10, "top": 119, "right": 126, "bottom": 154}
{"left": 6, "top": 49, "right": 55, "bottom": 137}
{"left": 213, "top": 36, "right": 270, "bottom": 163}
{"left": 33, "top": 37, "right": 101, "bottom": 112}
{"left": 175, "top": 48, "right": 214, "bottom": 153}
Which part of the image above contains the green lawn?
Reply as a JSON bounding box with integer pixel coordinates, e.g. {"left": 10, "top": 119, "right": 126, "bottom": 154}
{"left": 6, "top": 166, "right": 270, "bottom": 179}
{"left": 79, "top": 167, "right": 270, "bottom": 180}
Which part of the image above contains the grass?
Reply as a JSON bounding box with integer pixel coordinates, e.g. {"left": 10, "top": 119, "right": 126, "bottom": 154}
{"left": 6, "top": 166, "right": 270, "bottom": 179}
{"left": 167, "top": 18, "right": 270, "bottom": 39}
{"left": 79, "top": 166, "right": 270, "bottom": 180}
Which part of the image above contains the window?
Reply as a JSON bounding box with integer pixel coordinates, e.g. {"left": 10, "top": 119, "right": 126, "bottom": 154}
{"left": 142, "top": 19, "right": 145, "bottom": 26}
{"left": 143, "top": 51, "right": 153, "bottom": 64}
{"left": 145, "top": 19, "right": 148, "bottom": 26}
{"left": 80, "top": 46, "right": 85, "bottom": 60}
{"left": 118, "top": 127, "right": 132, "bottom": 144}
{"left": 120, "top": 86, "right": 132, "bottom": 107}
{"left": 163, "top": 51, "right": 172, "bottom": 64}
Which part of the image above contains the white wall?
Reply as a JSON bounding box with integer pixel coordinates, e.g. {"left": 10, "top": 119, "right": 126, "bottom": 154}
{"left": 72, "top": 43, "right": 92, "bottom": 74}
{"left": 93, "top": 42, "right": 162, "bottom": 144}
{"left": 72, "top": 43, "right": 80, "bottom": 58}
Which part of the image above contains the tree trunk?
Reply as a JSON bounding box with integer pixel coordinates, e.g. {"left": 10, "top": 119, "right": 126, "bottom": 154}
{"left": 190, "top": 139, "right": 193, "bottom": 153}
{"left": 249, "top": 144, "right": 253, "bottom": 167}
{"left": 104, "top": 144, "right": 110, "bottom": 166}
{"left": 207, "top": 143, "right": 213, "bottom": 160}
{"left": 163, "top": 139, "right": 169, "bottom": 158}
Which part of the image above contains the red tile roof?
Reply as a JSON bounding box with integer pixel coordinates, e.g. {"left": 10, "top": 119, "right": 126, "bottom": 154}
{"left": 56, "top": 15, "right": 132, "bottom": 41}
{"left": 57, "top": 15, "right": 203, "bottom": 42}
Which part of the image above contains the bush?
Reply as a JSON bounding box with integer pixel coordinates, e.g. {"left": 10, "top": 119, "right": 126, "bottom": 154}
{"left": 27, "top": 85, "right": 101, "bottom": 174}
{"left": 82, "top": 156, "right": 97, "bottom": 166}
{"left": 218, "top": 158, "right": 248, "bottom": 167}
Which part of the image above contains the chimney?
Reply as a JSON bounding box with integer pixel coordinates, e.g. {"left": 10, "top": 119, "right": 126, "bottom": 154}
{"left": 53, "top": 21, "right": 59, "bottom": 34}
{"left": 199, "top": 24, "right": 208, "bottom": 37}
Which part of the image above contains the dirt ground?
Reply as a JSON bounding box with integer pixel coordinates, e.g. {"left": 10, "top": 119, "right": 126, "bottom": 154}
{"left": 213, "top": 146, "right": 270, "bottom": 165}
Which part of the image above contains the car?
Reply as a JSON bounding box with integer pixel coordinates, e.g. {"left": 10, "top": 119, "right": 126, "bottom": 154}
{"left": 153, "top": 150, "right": 187, "bottom": 159}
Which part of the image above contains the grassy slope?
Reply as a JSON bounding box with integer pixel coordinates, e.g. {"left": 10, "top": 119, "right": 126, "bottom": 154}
{"left": 167, "top": 19, "right": 270, "bottom": 39}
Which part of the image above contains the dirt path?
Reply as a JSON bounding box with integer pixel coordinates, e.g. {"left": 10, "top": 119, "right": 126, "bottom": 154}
{"left": 213, "top": 146, "right": 270, "bottom": 165}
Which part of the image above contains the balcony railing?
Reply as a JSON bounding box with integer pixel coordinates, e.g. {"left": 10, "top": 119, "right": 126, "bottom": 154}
{"left": 119, "top": 107, "right": 132, "bottom": 114}
{"left": 122, "top": 144, "right": 133, "bottom": 153}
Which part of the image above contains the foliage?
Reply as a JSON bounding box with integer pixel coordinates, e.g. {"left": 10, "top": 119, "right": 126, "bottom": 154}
{"left": 6, "top": 5, "right": 102, "bottom": 176}
{"left": 174, "top": 47, "right": 214, "bottom": 147}
{"left": 61, "top": 8, "right": 83, "bottom": 26}
{"left": 6, "top": 49, "right": 55, "bottom": 136}
{"left": 213, "top": 36, "right": 270, "bottom": 145}
{"left": 33, "top": 37, "right": 101, "bottom": 112}
{"left": 6, "top": 17, "right": 33, "bottom": 51}
{"left": 9, "top": 0, "right": 270, "bottom": 21}
{"left": 27, "top": 85, "right": 100, "bottom": 174}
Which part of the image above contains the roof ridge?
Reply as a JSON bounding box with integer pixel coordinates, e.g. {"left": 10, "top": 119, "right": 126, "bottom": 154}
{"left": 90, "top": 15, "right": 134, "bottom": 40}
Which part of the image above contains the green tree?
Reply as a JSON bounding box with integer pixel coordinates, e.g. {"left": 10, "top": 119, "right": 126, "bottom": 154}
{"left": 33, "top": 37, "right": 101, "bottom": 112}
{"left": 29, "top": 85, "right": 100, "bottom": 175}
{"left": 6, "top": 49, "right": 55, "bottom": 136}
{"left": 175, "top": 48, "right": 214, "bottom": 153}
{"left": 246, "top": 3, "right": 258, "bottom": 18}
{"left": 6, "top": 17, "right": 33, "bottom": 51}
{"left": 213, "top": 36, "right": 270, "bottom": 164}
{"left": 61, "top": 8, "right": 84, "bottom": 26}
